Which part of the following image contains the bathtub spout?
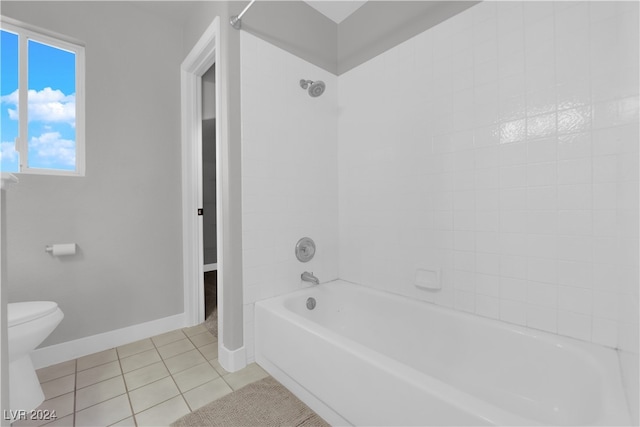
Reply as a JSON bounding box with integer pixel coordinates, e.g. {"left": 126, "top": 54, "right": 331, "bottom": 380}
{"left": 301, "top": 271, "right": 320, "bottom": 285}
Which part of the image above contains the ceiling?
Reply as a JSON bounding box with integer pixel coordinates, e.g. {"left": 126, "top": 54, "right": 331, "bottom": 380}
{"left": 132, "top": 1, "right": 368, "bottom": 27}
{"left": 303, "top": 1, "right": 368, "bottom": 23}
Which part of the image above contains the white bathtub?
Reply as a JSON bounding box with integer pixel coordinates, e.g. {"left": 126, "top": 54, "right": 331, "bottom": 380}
{"left": 254, "top": 280, "right": 631, "bottom": 426}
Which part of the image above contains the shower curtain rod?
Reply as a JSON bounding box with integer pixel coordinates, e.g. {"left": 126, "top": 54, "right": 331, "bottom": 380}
{"left": 230, "top": 0, "right": 257, "bottom": 29}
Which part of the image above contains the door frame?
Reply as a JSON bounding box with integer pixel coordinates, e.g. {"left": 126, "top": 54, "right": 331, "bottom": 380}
{"left": 180, "top": 17, "right": 224, "bottom": 334}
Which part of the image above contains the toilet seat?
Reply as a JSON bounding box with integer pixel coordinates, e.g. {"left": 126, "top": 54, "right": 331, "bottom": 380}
{"left": 8, "top": 301, "right": 59, "bottom": 328}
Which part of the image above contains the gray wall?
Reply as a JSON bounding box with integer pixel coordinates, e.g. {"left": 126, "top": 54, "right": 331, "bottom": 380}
{"left": 3, "top": 1, "right": 184, "bottom": 346}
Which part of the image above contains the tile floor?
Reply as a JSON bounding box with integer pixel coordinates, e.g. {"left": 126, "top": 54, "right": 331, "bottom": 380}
{"left": 14, "top": 325, "right": 269, "bottom": 426}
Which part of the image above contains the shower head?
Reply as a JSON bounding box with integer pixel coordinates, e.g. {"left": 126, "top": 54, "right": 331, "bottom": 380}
{"left": 300, "top": 79, "right": 325, "bottom": 97}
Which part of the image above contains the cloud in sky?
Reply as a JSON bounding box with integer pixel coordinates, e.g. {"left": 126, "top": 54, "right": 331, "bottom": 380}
{"left": 0, "top": 141, "right": 18, "bottom": 163}
{"left": 1, "top": 87, "right": 75, "bottom": 126}
{"left": 30, "top": 131, "right": 75, "bottom": 167}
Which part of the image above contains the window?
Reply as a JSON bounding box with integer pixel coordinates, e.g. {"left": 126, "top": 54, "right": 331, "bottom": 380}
{"left": 1, "top": 17, "right": 85, "bottom": 176}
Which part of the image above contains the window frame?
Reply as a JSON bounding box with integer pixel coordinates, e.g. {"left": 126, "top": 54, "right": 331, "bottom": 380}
{"left": 1, "top": 16, "right": 85, "bottom": 176}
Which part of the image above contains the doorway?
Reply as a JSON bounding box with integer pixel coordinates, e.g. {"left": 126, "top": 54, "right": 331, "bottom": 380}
{"left": 202, "top": 64, "right": 218, "bottom": 337}
{"left": 181, "top": 17, "right": 246, "bottom": 371}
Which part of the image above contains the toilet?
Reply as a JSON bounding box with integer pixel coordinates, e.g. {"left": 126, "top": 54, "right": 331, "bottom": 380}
{"left": 8, "top": 301, "right": 64, "bottom": 411}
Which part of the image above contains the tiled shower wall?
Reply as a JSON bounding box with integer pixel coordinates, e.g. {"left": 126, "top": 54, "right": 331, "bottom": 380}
{"left": 240, "top": 32, "right": 339, "bottom": 362}
{"left": 338, "top": 1, "right": 638, "bottom": 349}
{"left": 240, "top": 2, "right": 638, "bottom": 419}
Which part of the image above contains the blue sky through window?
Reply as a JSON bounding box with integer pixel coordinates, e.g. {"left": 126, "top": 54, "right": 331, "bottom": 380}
{"left": 1, "top": 30, "right": 19, "bottom": 171}
{"left": 1, "top": 30, "right": 77, "bottom": 172}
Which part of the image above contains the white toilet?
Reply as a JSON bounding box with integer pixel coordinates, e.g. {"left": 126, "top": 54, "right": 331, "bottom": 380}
{"left": 8, "top": 301, "right": 64, "bottom": 411}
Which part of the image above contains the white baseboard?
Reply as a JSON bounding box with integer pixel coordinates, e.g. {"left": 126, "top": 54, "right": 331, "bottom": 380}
{"left": 218, "top": 345, "right": 246, "bottom": 372}
{"left": 30, "top": 313, "right": 186, "bottom": 369}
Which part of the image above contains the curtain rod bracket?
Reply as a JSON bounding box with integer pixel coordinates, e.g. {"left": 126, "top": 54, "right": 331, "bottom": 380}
{"left": 230, "top": 0, "right": 257, "bottom": 30}
{"left": 230, "top": 15, "right": 242, "bottom": 29}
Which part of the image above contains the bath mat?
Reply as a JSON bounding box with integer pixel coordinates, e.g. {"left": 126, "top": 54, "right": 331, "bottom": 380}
{"left": 171, "top": 376, "right": 329, "bottom": 427}
{"left": 204, "top": 307, "right": 218, "bottom": 338}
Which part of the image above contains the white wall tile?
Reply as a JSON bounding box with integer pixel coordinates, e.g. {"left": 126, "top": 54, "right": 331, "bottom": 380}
{"left": 335, "top": 0, "right": 637, "bottom": 366}
{"left": 558, "top": 310, "right": 592, "bottom": 341}
{"left": 500, "top": 299, "right": 527, "bottom": 326}
{"left": 527, "top": 211, "right": 557, "bottom": 235}
{"left": 558, "top": 184, "right": 592, "bottom": 210}
{"left": 476, "top": 294, "right": 500, "bottom": 319}
{"left": 241, "top": 32, "right": 339, "bottom": 306}
{"left": 527, "top": 304, "right": 558, "bottom": 333}
{"left": 527, "top": 162, "right": 557, "bottom": 187}
{"left": 527, "top": 186, "right": 557, "bottom": 210}
{"left": 500, "top": 277, "right": 528, "bottom": 302}
{"left": 558, "top": 285, "right": 593, "bottom": 315}
{"left": 558, "top": 210, "right": 592, "bottom": 236}
{"left": 557, "top": 158, "right": 592, "bottom": 185}
{"left": 592, "top": 317, "right": 618, "bottom": 348}
{"left": 527, "top": 281, "right": 558, "bottom": 308}
{"left": 527, "top": 257, "right": 558, "bottom": 284}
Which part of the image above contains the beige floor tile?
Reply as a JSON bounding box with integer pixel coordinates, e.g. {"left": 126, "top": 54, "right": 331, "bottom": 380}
{"left": 77, "top": 348, "right": 118, "bottom": 371}
{"left": 128, "top": 376, "right": 180, "bottom": 414}
{"left": 76, "top": 376, "right": 127, "bottom": 411}
{"left": 109, "top": 416, "right": 136, "bottom": 426}
{"left": 223, "top": 363, "right": 269, "bottom": 390}
{"left": 13, "top": 392, "right": 75, "bottom": 426}
{"left": 76, "top": 360, "right": 121, "bottom": 389}
{"left": 134, "top": 395, "right": 190, "bottom": 426}
{"left": 182, "top": 324, "right": 207, "bottom": 337}
{"left": 151, "top": 329, "right": 185, "bottom": 347}
{"left": 188, "top": 331, "right": 216, "bottom": 348}
{"left": 172, "top": 362, "right": 220, "bottom": 393}
{"left": 163, "top": 349, "right": 207, "bottom": 374}
{"left": 183, "top": 377, "right": 232, "bottom": 411}
{"left": 36, "top": 360, "right": 76, "bottom": 383}
{"left": 209, "top": 359, "right": 229, "bottom": 376}
{"left": 198, "top": 342, "right": 218, "bottom": 361}
{"left": 156, "top": 338, "right": 195, "bottom": 359}
{"left": 75, "top": 394, "right": 132, "bottom": 427}
{"left": 116, "top": 338, "right": 155, "bottom": 359}
{"left": 41, "top": 414, "right": 74, "bottom": 426}
{"left": 41, "top": 374, "right": 75, "bottom": 400}
{"left": 120, "top": 348, "right": 161, "bottom": 373}
{"left": 123, "top": 361, "right": 169, "bottom": 391}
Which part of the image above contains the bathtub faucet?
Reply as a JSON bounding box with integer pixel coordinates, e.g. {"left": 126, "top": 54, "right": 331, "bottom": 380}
{"left": 301, "top": 271, "right": 320, "bottom": 285}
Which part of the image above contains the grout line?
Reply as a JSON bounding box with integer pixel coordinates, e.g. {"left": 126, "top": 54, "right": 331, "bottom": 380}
{"left": 115, "top": 339, "right": 155, "bottom": 360}
{"left": 114, "top": 341, "right": 137, "bottom": 427}
{"left": 175, "top": 362, "right": 221, "bottom": 395}
{"left": 76, "top": 350, "right": 119, "bottom": 373}
{"left": 143, "top": 328, "right": 189, "bottom": 420}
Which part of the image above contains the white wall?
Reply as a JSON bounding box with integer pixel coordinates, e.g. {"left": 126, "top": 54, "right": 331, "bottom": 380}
{"left": 338, "top": 3, "right": 638, "bottom": 418}
{"left": 240, "top": 32, "right": 339, "bottom": 362}
{"left": 3, "top": 2, "right": 185, "bottom": 345}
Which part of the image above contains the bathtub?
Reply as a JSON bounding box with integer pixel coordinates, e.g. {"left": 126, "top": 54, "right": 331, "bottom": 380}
{"left": 254, "top": 280, "right": 631, "bottom": 426}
